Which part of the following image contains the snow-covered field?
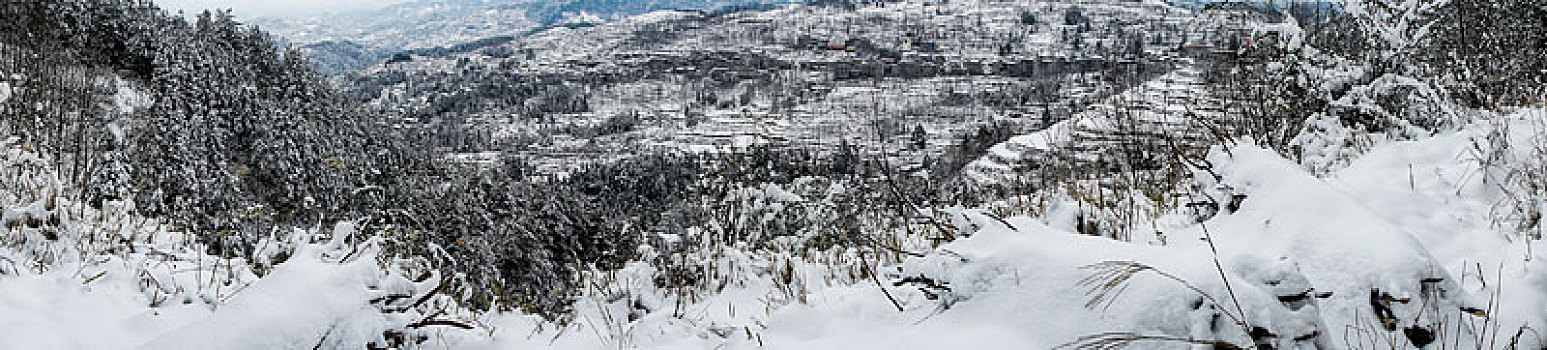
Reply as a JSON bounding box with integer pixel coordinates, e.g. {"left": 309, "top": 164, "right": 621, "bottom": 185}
{"left": 5, "top": 110, "right": 1544, "bottom": 348}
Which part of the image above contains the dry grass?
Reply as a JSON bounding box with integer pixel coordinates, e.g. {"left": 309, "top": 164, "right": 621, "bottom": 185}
{"left": 1056, "top": 332, "right": 1245, "bottom": 350}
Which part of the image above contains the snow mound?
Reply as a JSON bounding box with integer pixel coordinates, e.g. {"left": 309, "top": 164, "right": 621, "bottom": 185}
{"left": 141, "top": 244, "right": 391, "bottom": 349}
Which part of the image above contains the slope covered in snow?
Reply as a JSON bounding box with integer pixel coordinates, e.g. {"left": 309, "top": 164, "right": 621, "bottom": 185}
{"left": 963, "top": 66, "right": 1218, "bottom": 184}
{"left": 0, "top": 136, "right": 444, "bottom": 350}
{"left": 444, "top": 113, "right": 1546, "bottom": 348}
{"left": 11, "top": 112, "right": 1540, "bottom": 348}
{"left": 4, "top": 0, "right": 1545, "bottom": 349}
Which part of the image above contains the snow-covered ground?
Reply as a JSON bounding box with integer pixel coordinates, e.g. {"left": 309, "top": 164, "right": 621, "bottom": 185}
{"left": 5, "top": 110, "right": 1543, "bottom": 348}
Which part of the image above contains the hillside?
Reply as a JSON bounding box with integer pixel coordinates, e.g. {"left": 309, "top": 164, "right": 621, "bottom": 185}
{"left": 251, "top": 0, "right": 798, "bottom": 74}
{"left": 343, "top": 0, "right": 1219, "bottom": 176}
{"left": 2, "top": 0, "right": 1545, "bottom": 349}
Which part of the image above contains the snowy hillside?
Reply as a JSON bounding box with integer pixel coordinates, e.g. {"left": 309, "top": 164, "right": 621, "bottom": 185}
{"left": 249, "top": 0, "right": 797, "bottom": 73}
{"left": 344, "top": 0, "right": 1206, "bottom": 176}
{"left": 4, "top": 112, "right": 1544, "bottom": 349}
{"left": 3, "top": 0, "right": 1546, "bottom": 349}
{"left": 962, "top": 66, "right": 1218, "bottom": 184}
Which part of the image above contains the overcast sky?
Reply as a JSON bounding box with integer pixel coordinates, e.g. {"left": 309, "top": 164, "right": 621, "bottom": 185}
{"left": 155, "top": 0, "right": 410, "bottom": 18}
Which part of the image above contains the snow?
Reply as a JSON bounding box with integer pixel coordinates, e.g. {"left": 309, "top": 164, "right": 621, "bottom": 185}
{"left": 550, "top": 114, "right": 1542, "bottom": 349}
{"left": 965, "top": 67, "right": 1215, "bottom": 184}
{"left": 143, "top": 225, "right": 394, "bottom": 349}
{"left": 0, "top": 137, "right": 398, "bottom": 350}
{"left": 5, "top": 108, "right": 1546, "bottom": 348}
{"left": 0, "top": 239, "right": 411, "bottom": 350}
{"left": 1332, "top": 113, "right": 1547, "bottom": 332}
{"left": 112, "top": 77, "right": 153, "bottom": 115}
{"left": 449, "top": 113, "right": 1545, "bottom": 348}
{"left": 0, "top": 138, "right": 233, "bottom": 349}
{"left": 5, "top": 102, "right": 1546, "bottom": 349}
{"left": 557, "top": 11, "right": 606, "bottom": 27}
{"left": 5, "top": 0, "right": 1543, "bottom": 347}
{"left": 0, "top": 272, "right": 210, "bottom": 349}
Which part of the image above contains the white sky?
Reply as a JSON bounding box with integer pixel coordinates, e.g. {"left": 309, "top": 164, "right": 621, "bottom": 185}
{"left": 155, "top": 0, "right": 410, "bottom": 18}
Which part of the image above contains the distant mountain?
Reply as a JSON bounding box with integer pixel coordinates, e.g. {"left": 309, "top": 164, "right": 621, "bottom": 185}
{"left": 526, "top": 0, "right": 796, "bottom": 25}
{"left": 253, "top": 0, "right": 797, "bottom": 74}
